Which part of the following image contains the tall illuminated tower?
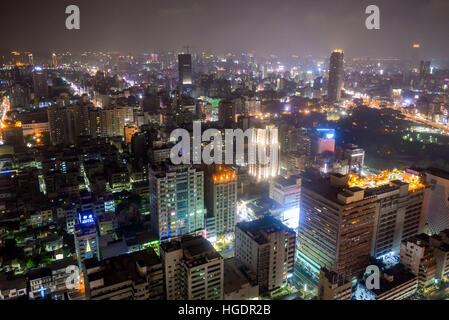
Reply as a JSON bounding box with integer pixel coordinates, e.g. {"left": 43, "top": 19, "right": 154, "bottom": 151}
{"left": 204, "top": 166, "right": 238, "bottom": 242}
{"left": 178, "top": 53, "right": 192, "bottom": 86}
{"left": 327, "top": 50, "right": 344, "bottom": 103}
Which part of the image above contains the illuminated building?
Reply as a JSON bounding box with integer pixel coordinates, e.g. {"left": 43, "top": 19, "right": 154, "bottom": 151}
{"left": 297, "top": 170, "right": 429, "bottom": 281}
{"left": 235, "top": 216, "right": 296, "bottom": 295}
{"left": 317, "top": 267, "right": 352, "bottom": 300}
{"left": 327, "top": 50, "right": 344, "bottom": 103}
{"left": 297, "top": 173, "right": 376, "bottom": 281}
{"left": 269, "top": 175, "right": 301, "bottom": 230}
{"left": 74, "top": 211, "right": 100, "bottom": 271}
{"left": 149, "top": 164, "right": 205, "bottom": 241}
{"left": 205, "top": 165, "right": 237, "bottom": 242}
{"left": 160, "top": 235, "right": 224, "bottom": 300}
{"left": 341, "top": 169, "right": 428, "bottom": 258}
{"left": 312, "top": 128, "right": 335, "bottom": 156}
{"left": 124, "top": 125, "right": 138, "bottom": 144}
{"left": 32, "top": 67, "right": 49, "bottom": 101}
{"left": 84, "top": 248, "right": 164, "bottom": 300}
{"left": 178, "top": 53, "right": 192, "bottom": 86}
{"left": 248, "top": 125, "right": 280, "bottom": 181}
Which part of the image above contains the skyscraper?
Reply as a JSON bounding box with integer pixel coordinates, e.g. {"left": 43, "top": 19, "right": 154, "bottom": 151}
{"left": 47, "top": 104, "right": 75, "bottom": 145}
{"left": 297, "top": 173, "right": 376, "bottom": 280}
{"left": 178, "top": 53, "right": 192, "bottom": 86}
{"left": 149, "top": 163, "right": 205, "bottom": 240}
{"left": 205, "top": 165, "right": 238, "bottom": 242}
{"left": 32, "top": 67, "right": 49, "bottom": 101}
{"left": 327, "top": 50, "right": 344, "bottom": 103}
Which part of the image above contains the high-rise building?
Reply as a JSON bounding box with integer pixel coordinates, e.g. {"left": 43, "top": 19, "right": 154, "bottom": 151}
{"left": 297, "top": 170, "right": 429, "bottom": 282}
{"left": 297, "top": 173, "right": 376, "bottom": 280}
{"left": 419, "top": 60, "right": 431, "bottom": 76}
{"left": 149, "top": 163, "right": 205, "bottom": 240}
{"left": 83, "top": 248, "right": 164, "bottom": 300}
{"left": 47, "top": 104, "right": 75, "bottom": 145}
{"left": 218, "top": 100, "right": 236, "bottom": 128}
{"left": 235, "top": 216, "right": 296, "bottom": 295}
{"left": 327, "top": 50, "right": 344, "bottom": 103}
{"left": 248, "top": 125, "right": 280, "bottom": 181}
{"left": 74, "top": 211, "right": 100, "bottom": 271}
{"left": 367, "top": 170, "right": 429, "bottom": 259}
{"left": 32, "top": 67, "right": 49, "bottom": 101}
{"left": 178, "top": 53, "right": 192, "bottom": 86}
{"left": 205, "top": 166, "right": 237, "bottom": 242}
{"left": 160, "top": 235, "right": 224, "bottom": 300}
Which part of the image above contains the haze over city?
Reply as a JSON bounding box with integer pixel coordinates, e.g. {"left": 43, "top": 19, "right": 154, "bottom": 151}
{"left": 1, "top": 0, "right": 449, "bottom": 61}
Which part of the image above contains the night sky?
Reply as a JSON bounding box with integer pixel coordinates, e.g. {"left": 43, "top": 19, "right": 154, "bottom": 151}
{"left": 1, "top": 0, "right": 448, "bottom": 58}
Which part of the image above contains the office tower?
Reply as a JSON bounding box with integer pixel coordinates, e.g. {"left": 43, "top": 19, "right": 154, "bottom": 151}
{"left": 160, "top": 235, "right": 224, "bottom": 300}
{"left": 83, "top": 248, "right": 164, "bottom": 300}
{"left": 327, "top": 50, "right": 344, "bottom": 103}
{"left": 339, "top": 144, "right": 365, "bottom": 175}
{"left": 248, "top": 125, "right": 280, "bottom": 181}
{"left": 218, "top": 100, "right": 236, "bottom": 128}
{"left": 354, "top": 264, "right": 418, "bottom": 300}
{"left": 269, "top": 176, "right": 301, "bottom": 230}
{"left": 297, "top": 173, "right": 376, "bottom": 280}
{"left": 346, "top": 169, "right": 429, "bottom": 259}
{"left": 235, "top": 216, "right": 296, "bottom": 295}
{"left": 47, "top": 104, "right": 75, "bottom": 145}
{"left": 149, "top": 163, "right": 205, "bottom": 241}
{"left": 317, "top": 267, "right": 352, "bottom": 300}
{"left": 204, "top": 166, "right": 237, "bottom": 242}
{"left": 419, "top": 60, "right": 431, "bottom": 76}
{"left": 98, "top": 105, "right": 133, "bottom": 137}
{"left": 178, "top": 53, "right": 192, "bottom": 86}
{"left": 74, "top": 211, "right": 100, "bottom": 271}
{"left": 422, "top": 167, "right": 449, "bottom": 235}
{"left": 72, "top": 104, "right": 90, "bottom": 139}
{"left": 32, "top": 67, "right": 49, "bottom": 101}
